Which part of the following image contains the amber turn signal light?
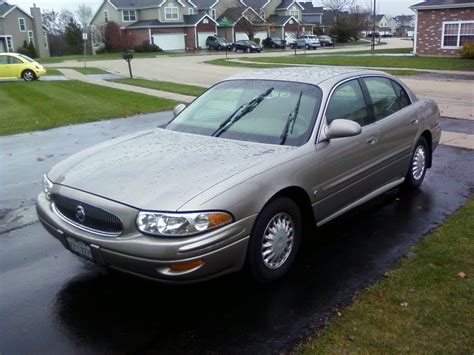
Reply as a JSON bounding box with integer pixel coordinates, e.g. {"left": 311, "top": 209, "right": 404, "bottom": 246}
{"left": 169, "top": 259, "right": 204, "bottom": 272}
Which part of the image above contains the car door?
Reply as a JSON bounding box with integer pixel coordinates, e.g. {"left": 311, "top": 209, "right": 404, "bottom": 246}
{"left": 361, "top": 76, "right": 419, "bottom": 182}
{"left": 312, "top": 78, "right": 381, "bottom": 224}
{"left": 8, "top": 56, "right": 25, "bottom": 78}
{"left": 0, "top": 55, "right": 10, "bottom": 78}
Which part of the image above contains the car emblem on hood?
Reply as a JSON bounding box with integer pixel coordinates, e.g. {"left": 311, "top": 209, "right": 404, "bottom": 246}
{"left": 75, "top": 205, "right": 86, "bottom": 223}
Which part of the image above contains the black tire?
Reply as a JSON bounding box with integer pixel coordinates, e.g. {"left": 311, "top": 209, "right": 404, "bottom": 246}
{"left": 247, "top": 197, "right": 302, "bottom": 282}
{"left": 22, "top": 69, "right": 35, "bottom": 81}
{"left": 234, "top": 47, "right": 238, "bottom": 52}
{"left": 404, "top": 136, "right": 429, "bottom": 189}
{"left": 246, "top": 47, "right": 251, "bottom": 53}
{"left": 305, "top": 44, "right": 310, "bottom": 50}
{"left": 218, "top": 45, "right": 222, "bottom": 50}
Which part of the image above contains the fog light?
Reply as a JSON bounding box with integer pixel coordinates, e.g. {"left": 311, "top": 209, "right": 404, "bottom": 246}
{"left": 169, "top": 259, "right": 204, "bottom": 272}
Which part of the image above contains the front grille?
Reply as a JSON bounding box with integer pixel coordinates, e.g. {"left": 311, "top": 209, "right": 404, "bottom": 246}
{"left": 52, "top": 194, "right": 123, "bottom": 236}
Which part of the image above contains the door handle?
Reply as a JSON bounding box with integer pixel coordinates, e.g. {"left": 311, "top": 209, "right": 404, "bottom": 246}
{"left": 366, "top": 137, "right": 377, "bottom": 145}
{"left": 411, "top": 118, "right": 419, "bottom": 124}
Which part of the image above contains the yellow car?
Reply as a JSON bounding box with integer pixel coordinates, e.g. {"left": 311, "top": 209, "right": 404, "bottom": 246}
{"left": 0, "top": 52, "right": 47, "bottom": 81}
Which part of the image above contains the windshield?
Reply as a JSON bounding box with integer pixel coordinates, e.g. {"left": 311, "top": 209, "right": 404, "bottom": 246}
{"left": 18, "top": 54, "right": 35, "bottom": 62}
{"left": 216, "top": 36, "right": 226, "bottom": 42}
{"left": 165, "top": 80, "right": 322, "bottom": 146}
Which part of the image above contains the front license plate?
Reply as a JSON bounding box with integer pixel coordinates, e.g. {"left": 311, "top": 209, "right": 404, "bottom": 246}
{"left": 66, "top": 236, "right": 93, "bottom": 261}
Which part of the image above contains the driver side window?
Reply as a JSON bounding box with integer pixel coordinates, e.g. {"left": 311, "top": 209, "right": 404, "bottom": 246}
{"left": 326, "top": 79, "right": 371, "bottom": 126}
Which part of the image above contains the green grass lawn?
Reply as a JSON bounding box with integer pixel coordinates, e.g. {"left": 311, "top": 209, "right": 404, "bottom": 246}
{"left": 205, "top": 58, "right": 422, "bottom": 76}
{"left": 244, "top": 54, "right": 474, "bottom": 70}
{"left": 108, "top": 78, "right": 206, "bottom": 96}
{"left": 205, "top": 58, "right": 291, "bottom": 69}
{"left": 300, "top": 197, "right": 474, "bottom": 353}
{"left": 69, "top": 67, "right": 109, "bottom": 75}
{"left": 38, "top": 51, "right": 172, "bottom": 64}
{"left": 0, "top": 81, "right": 177, "bottom": 135}
{"left": 44, "top": 68, "right": 63, "bottom": 76}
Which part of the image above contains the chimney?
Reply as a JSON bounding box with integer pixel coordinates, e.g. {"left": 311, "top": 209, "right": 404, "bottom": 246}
{"left": 30, "top": 6, "right": 50, "bottom": 57}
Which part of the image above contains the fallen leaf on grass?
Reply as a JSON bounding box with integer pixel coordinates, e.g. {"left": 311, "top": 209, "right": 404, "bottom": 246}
{"left": 457, "top": 271, "right": 467, "bottom": 279}
{"left": 400, "top": 302, "right": 408, "bottom": 307}
{"left": 348, "top": 334, "right": 356, "bottom": 341}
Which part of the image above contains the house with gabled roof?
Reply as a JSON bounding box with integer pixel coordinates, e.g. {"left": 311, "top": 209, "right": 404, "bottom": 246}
{"left": 90, "top": 0, "right": 218, "bottom": 50}
{"left": 0, "top": 1, "right": 49, "bottom": 56}
{"left": 411, "top": 0, "right": 474, "bottom": 56}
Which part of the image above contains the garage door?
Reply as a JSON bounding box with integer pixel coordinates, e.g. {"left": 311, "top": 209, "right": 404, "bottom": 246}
{"left": 254, "top": 31, "right": 268, "bottom": 41}
{"left": 198, "top": 32, "right": 214, "bottom": 49}
{"left": 152, "top": 33, "right": 185, "bottom": 51}
{"left": 235, "top": 32, "right": 248, "bottom": 41}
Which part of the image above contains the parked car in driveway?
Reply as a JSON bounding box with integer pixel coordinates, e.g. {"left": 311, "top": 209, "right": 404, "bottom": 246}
{"left": 262, "top": 37, "right": 286, "bottom": 48}
{"left": 37, "top": 67, "right": 441, "bottom": 283}
{"left": 205, "top": 35, "right": 233, "bottom": 50}
{"left": 290, "top": 35, "right": 321, "bottom": 49}
{"left": 233, "top": 40, "right": 262, "bottom": 53}
{"left": 318, "top": 35, "right": 334, "bottom": 46}
{"left": 0, "top": 52, "right": 46, "bottom": 81}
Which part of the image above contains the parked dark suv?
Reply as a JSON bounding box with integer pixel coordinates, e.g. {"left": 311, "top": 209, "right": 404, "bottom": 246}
{"left": 206, "top": 36, "right": 233, "bottom": 50}
{"left": 262, "top": 37, "right": 286, "bottom": 48}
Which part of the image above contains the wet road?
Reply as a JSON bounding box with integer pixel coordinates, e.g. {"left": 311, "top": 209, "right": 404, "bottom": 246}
{"left": 1, "top": 118, "right": 473, "bottom": 354}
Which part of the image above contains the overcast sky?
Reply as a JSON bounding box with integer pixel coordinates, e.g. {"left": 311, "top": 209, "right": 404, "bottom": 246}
{"left": 14, "top": 0, "right": 417, "bottom": 16}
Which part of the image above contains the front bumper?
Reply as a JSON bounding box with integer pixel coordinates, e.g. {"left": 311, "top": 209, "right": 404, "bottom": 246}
{"left": 35, "top": 67, "right": 47, "bottom": 77}
{"left": 36, "top": 187, "right": 255, "bottom": 283}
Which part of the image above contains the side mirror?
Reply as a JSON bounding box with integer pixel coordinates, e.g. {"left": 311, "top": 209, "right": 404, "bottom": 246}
{"left": 324, "top": 119, "right": 362, "bottom": 140}
{"left": 173, "top": 103, "right": 186, "bottom": 117}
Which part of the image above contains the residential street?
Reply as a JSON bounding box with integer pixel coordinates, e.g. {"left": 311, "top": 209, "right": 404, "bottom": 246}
{"left": 1, "top": 113, "right": 473, "bottom": 353}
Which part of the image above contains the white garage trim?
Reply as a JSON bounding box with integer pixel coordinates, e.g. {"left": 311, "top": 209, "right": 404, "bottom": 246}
{"left": 152, "top": 33, "right": 185, "bottom": 51}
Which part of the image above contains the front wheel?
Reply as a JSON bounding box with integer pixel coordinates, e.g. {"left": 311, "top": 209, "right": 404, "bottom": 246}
{"left": 404, "top": 136, "right": 429, "bottom": 189}
{"left": 247, "top": 197, "right": 302, "bottom": 282}
{"left": 246, "top": 47, "right": 251, "bottom": 53}
{"left": 22, "top": 69, "right": 35, "bottom": 81}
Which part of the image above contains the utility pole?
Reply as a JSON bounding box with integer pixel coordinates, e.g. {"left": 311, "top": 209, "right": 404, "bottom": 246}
{"left": 371, "top": 0, "right": 376, "bottom": 51}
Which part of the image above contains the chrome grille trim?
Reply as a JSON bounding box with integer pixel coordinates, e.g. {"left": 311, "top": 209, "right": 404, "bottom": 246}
{"left": 52, "top": 203, "right": 122, "bottom": 237}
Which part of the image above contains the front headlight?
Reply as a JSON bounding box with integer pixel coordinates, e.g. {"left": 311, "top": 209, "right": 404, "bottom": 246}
{"left": 42, "top": 174, "right": 53, "bottom": 200}
{"left": 136, "top": 211, "right": 233, "bottom": 237}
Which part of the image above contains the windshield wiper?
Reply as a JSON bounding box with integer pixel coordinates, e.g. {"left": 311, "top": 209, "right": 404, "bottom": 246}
{"left": 280, "top": 91, "right": 303, "bottom": 145}
{"left": 211, "top": 87, "right": 274, "bottom": 137}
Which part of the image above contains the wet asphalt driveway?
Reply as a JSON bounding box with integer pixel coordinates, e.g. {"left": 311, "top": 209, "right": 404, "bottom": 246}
{"left": 1, "top": 115, "right": 473, "bottom": 354}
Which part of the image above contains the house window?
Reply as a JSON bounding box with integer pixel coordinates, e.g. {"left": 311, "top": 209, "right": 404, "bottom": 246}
{"left": 188, "top": 8, "right": 194, "bottom": 15}
{"left": 104, "top": 10, "right": 109, "bottom": 23}
{"left": 43, "top": 30, "right": 48, "bottom": 48}
{"left": 28, "top": 30, "right": 34, "bottom": 45}
{"left": 211, "top": 9, "right": 216, "bottom": 19}
{"left": 165, "top": 4, "right": 179, "bottom": 20}
{"left": 442, "top": 21, "right": 474, "bottom": 48}
{"left": 289, "top": 9, "right": 299, "bottom": 20}
{"left": 122, "top": 10, "right": 136, "bottom": 22}
{"left": 18, "top": 18, "right": 26, "bottom": 32}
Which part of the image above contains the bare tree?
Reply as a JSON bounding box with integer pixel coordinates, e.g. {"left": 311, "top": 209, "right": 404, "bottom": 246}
{"left": 42, "top": 9, "right": 75, "bottom": 35}
{"left": 75, "top": 4, "right": 93, "bottom": 31}
{"left": 321, "top": 0, "right": 354, "bottom": 13}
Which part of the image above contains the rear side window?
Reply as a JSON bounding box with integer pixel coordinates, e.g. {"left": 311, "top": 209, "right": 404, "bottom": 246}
{"left": 363, "top": 77, "right": 401, "bottom": 121}
{"left": 326, "top": 79, "right": 371, "bottom": 126}
{"left": 391, "top": 81, "right": 411, "bottom": 109}
{"left": 9, "top": 57, "right": 23, "bottom": 64}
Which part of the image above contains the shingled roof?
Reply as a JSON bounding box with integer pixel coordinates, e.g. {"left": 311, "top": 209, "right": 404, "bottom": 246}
{"left": 411, "top": 0, "right": 474, "bottom": 9}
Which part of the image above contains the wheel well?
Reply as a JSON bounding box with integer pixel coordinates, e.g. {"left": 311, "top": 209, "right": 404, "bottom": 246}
{"left": 421, "top": 130, "right": 432, "bottom": 168}
{"left": 22, "top": 69, "right": 35, "bottom": 77}
{"left": 268, "top": 187, "right": 316, "bottom": 236}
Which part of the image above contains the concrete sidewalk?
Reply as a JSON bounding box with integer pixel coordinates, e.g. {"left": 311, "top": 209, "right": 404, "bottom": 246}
{"left": 58, "top": 68, "right": 195, "bottom": 103}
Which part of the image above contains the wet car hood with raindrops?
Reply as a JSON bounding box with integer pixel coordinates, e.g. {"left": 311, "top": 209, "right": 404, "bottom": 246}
{"left": 48, "top": 128, "right": 295, "bottom": 211}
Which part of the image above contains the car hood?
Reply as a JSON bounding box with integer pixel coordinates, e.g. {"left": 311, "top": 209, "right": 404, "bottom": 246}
{"left": 49, "top": 128, "right": 294, "bottom": 211}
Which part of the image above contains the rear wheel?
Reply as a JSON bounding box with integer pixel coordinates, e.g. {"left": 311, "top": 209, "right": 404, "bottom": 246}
{"left": 247, "top": 197, "right": 302, "bottom": 282}
{"left": 22, "top": 69, "right": 35, "bottom": 81}
{"left": 404, "top": 136, "right": 429, "bottom": 189}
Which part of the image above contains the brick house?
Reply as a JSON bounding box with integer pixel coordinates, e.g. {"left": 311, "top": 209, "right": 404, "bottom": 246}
{"left": 90, "top": 0, "right": 312, "bottom": 50}
{"left": 0, "top": 1, "right": 49, "bottom": 56}
{"left": 411, "top": 0, "right": 474, "bottom": 56}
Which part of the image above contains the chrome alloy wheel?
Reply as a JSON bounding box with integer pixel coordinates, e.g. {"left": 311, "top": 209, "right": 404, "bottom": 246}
{"left": 412, "top": 145, "right": 426, "bottom": 180}
{"left": 23, "top": 70, "right": 34, "bottom": 81}
{"left": 261, "top": 213, "right": 295, "bottom": 269}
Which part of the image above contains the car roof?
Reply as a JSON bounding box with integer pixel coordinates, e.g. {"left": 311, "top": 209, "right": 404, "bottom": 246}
{"left": 227, "top": 67, "right": 389, "bottom": 87}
